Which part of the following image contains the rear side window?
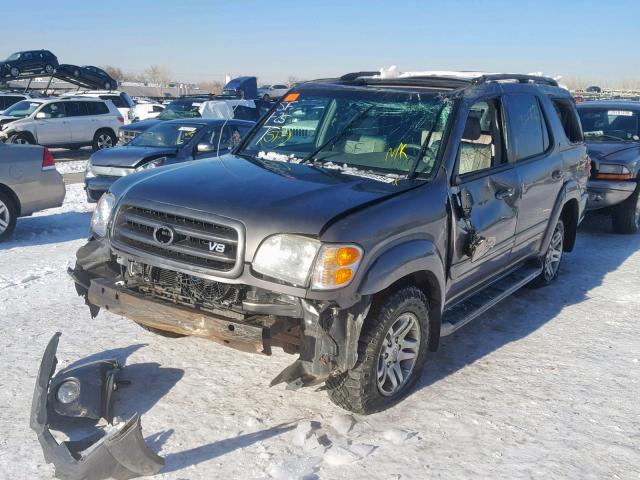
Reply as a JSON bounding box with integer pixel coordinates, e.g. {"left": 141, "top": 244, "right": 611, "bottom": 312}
{"left": 551, "top": 99, "right": 583, "bottom": 143}
{"left": 86, "top": 101, "right": 109, "bottom": 115}
{"left": 505, "top": 94, "right": 550, "bottom": 161}
{"left": 99, "top": 95, "right": 126, "bottom": 108}
{"left": 65, "top": 101, "right": 88, "bottom": 117}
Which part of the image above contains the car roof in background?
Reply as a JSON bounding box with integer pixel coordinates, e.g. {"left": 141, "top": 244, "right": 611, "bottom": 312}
{"left": 577, "top": 100, "right": 640, "bottom": 110}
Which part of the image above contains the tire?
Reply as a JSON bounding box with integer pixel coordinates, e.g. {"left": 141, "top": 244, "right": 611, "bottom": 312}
{"left": 92, "top": 129, "right": 116, "bottom": 151}
{"left": 10, "top": 66, "right": 20, "bottom": 77}
{"left": 44, "top": 64, "right": 54, "bottom": 75}
{"left": 104, "top": 81, "right": 111, "bottom": 90}
{"left": 9, "top": 133, "right": 34, "bottom": 145}
{"left": 263, "top": 94, "right": 270, "bottom": 101}
{"left": 73, "top": 69, "right": 80, "bottom": 78}
{"left": 531, "top": 218, "right": 564, "bottom": 288}
{"left": 326, "top": 286, "right": 430, "bottom": 414}
{"left": 0, "top": 191, "right": 18, "bottom": 242}
{"left": 611, "top": 184, "right": 640, "bottom": 234}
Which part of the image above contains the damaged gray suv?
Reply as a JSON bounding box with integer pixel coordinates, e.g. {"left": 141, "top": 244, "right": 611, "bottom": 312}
{"left": 71, "top": 72, "right": 589, "bottom": 414}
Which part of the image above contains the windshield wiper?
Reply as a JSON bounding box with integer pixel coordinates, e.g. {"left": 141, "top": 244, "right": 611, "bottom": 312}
{"left": 303, "top": 105, "right": 375, "bottom": 164}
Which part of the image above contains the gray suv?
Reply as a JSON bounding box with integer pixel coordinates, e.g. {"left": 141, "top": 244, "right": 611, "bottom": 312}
{"left": 70, "top": 72, "right": 589, "bottom": 413}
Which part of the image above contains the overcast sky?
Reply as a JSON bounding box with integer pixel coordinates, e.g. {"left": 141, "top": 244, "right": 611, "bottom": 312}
{"left": 1, "top": 0, "right": 638, "bottom": 85}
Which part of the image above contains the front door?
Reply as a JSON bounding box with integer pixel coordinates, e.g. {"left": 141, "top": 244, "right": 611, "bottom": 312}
{"left": 34, "top": 102, "right": 70, "bottom": 146}
{"left": 448, "top": 98, "right": 521, "bottom": 301}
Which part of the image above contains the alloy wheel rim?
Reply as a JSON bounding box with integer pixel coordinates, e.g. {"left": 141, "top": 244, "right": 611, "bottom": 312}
{"left": 544, "top": 227, "right": 563, "bottom": 280}
{"left": 0, "top": 199, "right": 10, "bottom": 234}
{"left": 376, "top": 312, "right": 421, "bottom": 397}
{"left": 45, "top": 65, "right": 53, "bottom": 74}
{"left": 97, "top": 134, "right": 112, "bottom": 149}
{"left": 14, "top": 137, "right": 28, "bottom": 144}
{"left": 10, "top": 68, "right": 18, "bottom": 77}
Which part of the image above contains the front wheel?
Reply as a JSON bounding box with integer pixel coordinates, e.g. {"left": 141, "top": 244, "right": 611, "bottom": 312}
{"left": 44, "top": 64, "right": 55, "bottom": 75}
{"left": 10, "top": 66, "right": 20, "bottom": 77}
{"left": 104, "top": 81, "right": 111, "bottom": 90}
{"left": 611, "top": 184, "right": 640, "bottom": 234}
{"left": 326, "top": 286, "right": 430, "bottom": 414}
{"left": 92, "top": 130, "right": 116, "bottom": 151}
{"left": 9, "top": 133, "right": 34, "bottom": 145}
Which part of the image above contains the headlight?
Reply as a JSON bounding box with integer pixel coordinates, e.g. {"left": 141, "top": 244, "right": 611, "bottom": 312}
{"left": 252, "top": 235, "right": 363, "bottom": 289}
{"left": 252, "top": 235, "right": 320, "bottom": 286}
{"left": 56, "top": 380, "right": 80, "bottom": 404}
{"left": 311, "top": 244, "right": 363, "bottom": 289}
{"left": 91, "top": 193, "right": 116, "bottom": 237}
{"left": 598, "top": 164, "right": 630, "bottom": 175}
{"left": 136, "top": 157, "right": 166, "bottom": 172}
{"left": 84, "top": 162, "right": 95, "bottom": 178}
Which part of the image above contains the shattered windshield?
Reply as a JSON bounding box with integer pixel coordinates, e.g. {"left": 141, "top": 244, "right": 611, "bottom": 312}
{"left": 129, "top": 123, "right": 203, "bottom": 148}
{"left": 239, "top": 87, "right": 452, "bottom": 179}
{"left": 158, "top": 101, "right": 202, "bottom": 120}
{"left": 578, "top": 108, "right": 640, "bottom": 142}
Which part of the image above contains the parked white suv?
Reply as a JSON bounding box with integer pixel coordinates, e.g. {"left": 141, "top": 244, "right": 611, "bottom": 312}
{"left": 0, "top": 97, "right": 123, "bottom": 151}
{"left": 130, "top": 101, "right": 165, "bottom": 122}
{"left": 61, "top": 90, "right": 135, "bottom": 124}
{"left": 257, "top": 84, "right": 289, "bottom": 101}
{"left": 0, "top": 93, "right": 34, "bottom": 114}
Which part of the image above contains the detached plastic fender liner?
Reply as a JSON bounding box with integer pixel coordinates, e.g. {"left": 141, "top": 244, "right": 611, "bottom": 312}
{"left": 540, "top": 180, "right": 580, "bottom": 254}
{"left": 30, "top": 333, "right": 164, "bottom": 480}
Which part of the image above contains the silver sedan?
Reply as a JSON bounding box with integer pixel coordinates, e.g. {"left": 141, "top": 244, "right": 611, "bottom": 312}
{"left": 0, "top": 143, "right": 65, "bottom": 241}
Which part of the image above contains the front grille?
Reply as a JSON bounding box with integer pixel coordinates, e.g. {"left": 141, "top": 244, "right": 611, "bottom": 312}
{"left": 112, "top": 204, "right": 240, "bottom": 273}
{"left": 136, "top": 265, "right": 243, "bottom": 310}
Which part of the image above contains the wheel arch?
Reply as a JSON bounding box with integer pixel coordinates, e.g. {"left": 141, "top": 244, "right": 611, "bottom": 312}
{"left": 0, "top": 183, "right": 21, "bottom": 216}
{"left": 560, "top": 198, "right": 579, "bottom": 252}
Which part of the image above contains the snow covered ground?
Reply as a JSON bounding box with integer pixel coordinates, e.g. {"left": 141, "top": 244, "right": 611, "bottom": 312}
{"left": 0, "top": 184, "right": 638, "bottom": 479}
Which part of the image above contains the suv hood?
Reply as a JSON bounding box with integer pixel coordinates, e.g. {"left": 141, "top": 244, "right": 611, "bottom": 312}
{"left": 0, "top": 116, "right": 20, "bottom": 128}
{"left": 121, "top": 118, "right": 161, "bottom": 133}
{"left": 587, "top": 142, "right": 640, "bottom": 169}
{"left": 112, "top": 155, "right": 416, "bottom": 257}
{"left": 91, "top": 145, "right": 177, "bottom": 168}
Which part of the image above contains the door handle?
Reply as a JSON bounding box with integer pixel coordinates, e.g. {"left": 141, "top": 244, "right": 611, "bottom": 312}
{"left": 495, "top": 187, "right": 515, "bottom": 200}
{"left": 552, "top": 170, "right": 563, "bottom": 180}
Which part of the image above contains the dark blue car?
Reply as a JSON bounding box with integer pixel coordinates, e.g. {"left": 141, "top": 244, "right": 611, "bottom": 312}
{"left": 85, "top": 118, "right": 254, "bottom": 202}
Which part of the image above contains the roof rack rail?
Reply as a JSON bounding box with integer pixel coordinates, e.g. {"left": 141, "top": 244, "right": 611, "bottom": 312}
{"left": 339, "top": 71, "right": 380, "bottom": 81}
{"left": 472, "top": 74, "right": 558, "bottom": 87}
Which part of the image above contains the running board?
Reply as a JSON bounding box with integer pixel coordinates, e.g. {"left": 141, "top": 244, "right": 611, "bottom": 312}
{"left": 440, "top": 265, "right": 542, "bottom": 336}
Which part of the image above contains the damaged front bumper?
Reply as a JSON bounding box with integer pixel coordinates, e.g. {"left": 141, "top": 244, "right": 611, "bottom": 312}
{"left": 70, "top": 238, "right": 371, "bottom": 388}
{"left": 31, "top": 332, "right": 164, "bottom": 480}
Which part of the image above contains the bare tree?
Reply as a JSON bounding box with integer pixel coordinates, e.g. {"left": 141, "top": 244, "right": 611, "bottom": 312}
{"left": 197, "top": 81, "right": 224, "bottom": 94}
{"left": 100, "top": 65, "right": 125, "bottom": 82}
{"left": 143, "top": 65, "right": 174, "bottom": 95}
{"left": 287, "top": 75, "right": 301, "bottom": 87}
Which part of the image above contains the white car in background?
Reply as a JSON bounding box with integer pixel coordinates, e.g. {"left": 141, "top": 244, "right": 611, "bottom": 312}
{"left": 0, "top": 97, "right": 123, "bottom": 151}
{"left": 257, "top": 84, "right": 289, "bottom": 101}
{"left": 130, "top": 102, "right": 165, "bottom": 122}
{"left": 61, "top": 90, "right": 135, "bottom": 124}
{"left": 0, "top": 93, "right": 36, "bottom": 114}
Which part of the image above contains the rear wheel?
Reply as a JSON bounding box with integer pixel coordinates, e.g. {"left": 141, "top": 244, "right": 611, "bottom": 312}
{"left": 44, "top": 64, "right": 55, "bottom": 75}
{"left": 0, "top": 191, "right": 18, "bottom": 242}
{"left": 92, "top": 130, "right": 116, "bottom": 151}
{"left": 10, "top": 67, "right": 20, "bottom": 77}
{"left": 326, "top": 286, "right": 430, "bottom": 414}
{"left": 104, "top": 81, "right": 111, "bottom": 90}
{"left": 532, "top": 218, "right": 564, "bottom": 287}
{"left": 9, "top": 133, "right": 34, "bottom": 145}
{"left": 611, "top": 185, "right": 640, "bottom": 234}
{"left": 262, "top": 94, "right": 270, "bottom": 101}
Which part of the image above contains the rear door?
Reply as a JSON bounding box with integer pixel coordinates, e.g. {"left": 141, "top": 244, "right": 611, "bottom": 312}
{"left": 504, "top": 93, "right": 564, "bottom": 260}
{"left": 65, "top": 101, "right": 92, "bottom": 144}
{"left": 34, "top": 102, "right": 70, "bottom": 145}
{"left": 448, "top": 97, "right": 521, "bottom": 300}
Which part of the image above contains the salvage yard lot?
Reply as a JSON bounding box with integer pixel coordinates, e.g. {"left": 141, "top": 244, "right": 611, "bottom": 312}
{"left": 0, "top": 184, "right": 638, "bottom": 479}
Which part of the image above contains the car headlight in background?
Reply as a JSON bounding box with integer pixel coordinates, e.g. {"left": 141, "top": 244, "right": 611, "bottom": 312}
{"left": 136, "top": 157, "right": 166, "bottom": 172}
{"left": 252, "top": 234, "right": 363, "bottom": 289}
{"left": 91, "top": 193, "right": 116, "bottom": 237}
{"left": 594, "top": 164, "right": 632, "bottom": 180}
{"left": 84, "top": 162, "right": 95, "bottom": 178}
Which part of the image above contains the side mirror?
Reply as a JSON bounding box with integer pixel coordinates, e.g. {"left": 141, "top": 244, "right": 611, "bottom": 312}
{"left": 196, "top": 143, "right": 215, "bottom": 154}
{"left": 35, "top": 112, "right": 46, "bottom": 119}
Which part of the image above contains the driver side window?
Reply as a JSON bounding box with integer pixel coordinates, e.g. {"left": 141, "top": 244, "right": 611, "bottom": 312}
{"left": 39, "top": 102, "right": 66, "bottom": 119}
{"left": 457, "top": 99, "right": 505, "bottom": 176}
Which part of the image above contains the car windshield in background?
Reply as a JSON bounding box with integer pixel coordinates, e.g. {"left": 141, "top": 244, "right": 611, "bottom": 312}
{"left": 578, "top": 108, "right": 640, "bottom": 142}
{"left": 3, "top": 100, "right": 42, "bottom": 118}
{"left": 240, "top": 88, "right": 451, "bottom": 178}
{"left": 158, "top": 101, "right": 202, "bottom": 120}
{"left": 128, "top": 123, "right": 203, "bottom": 148}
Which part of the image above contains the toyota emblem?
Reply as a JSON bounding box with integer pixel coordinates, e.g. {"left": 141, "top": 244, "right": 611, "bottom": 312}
{"left": 153, "top": 225, "right": 175, "bottom": 245}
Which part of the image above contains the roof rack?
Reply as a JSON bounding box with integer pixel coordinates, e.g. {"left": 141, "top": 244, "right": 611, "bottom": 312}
{"left": 471, "top": 74, "right": 558, "bottom": 87}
